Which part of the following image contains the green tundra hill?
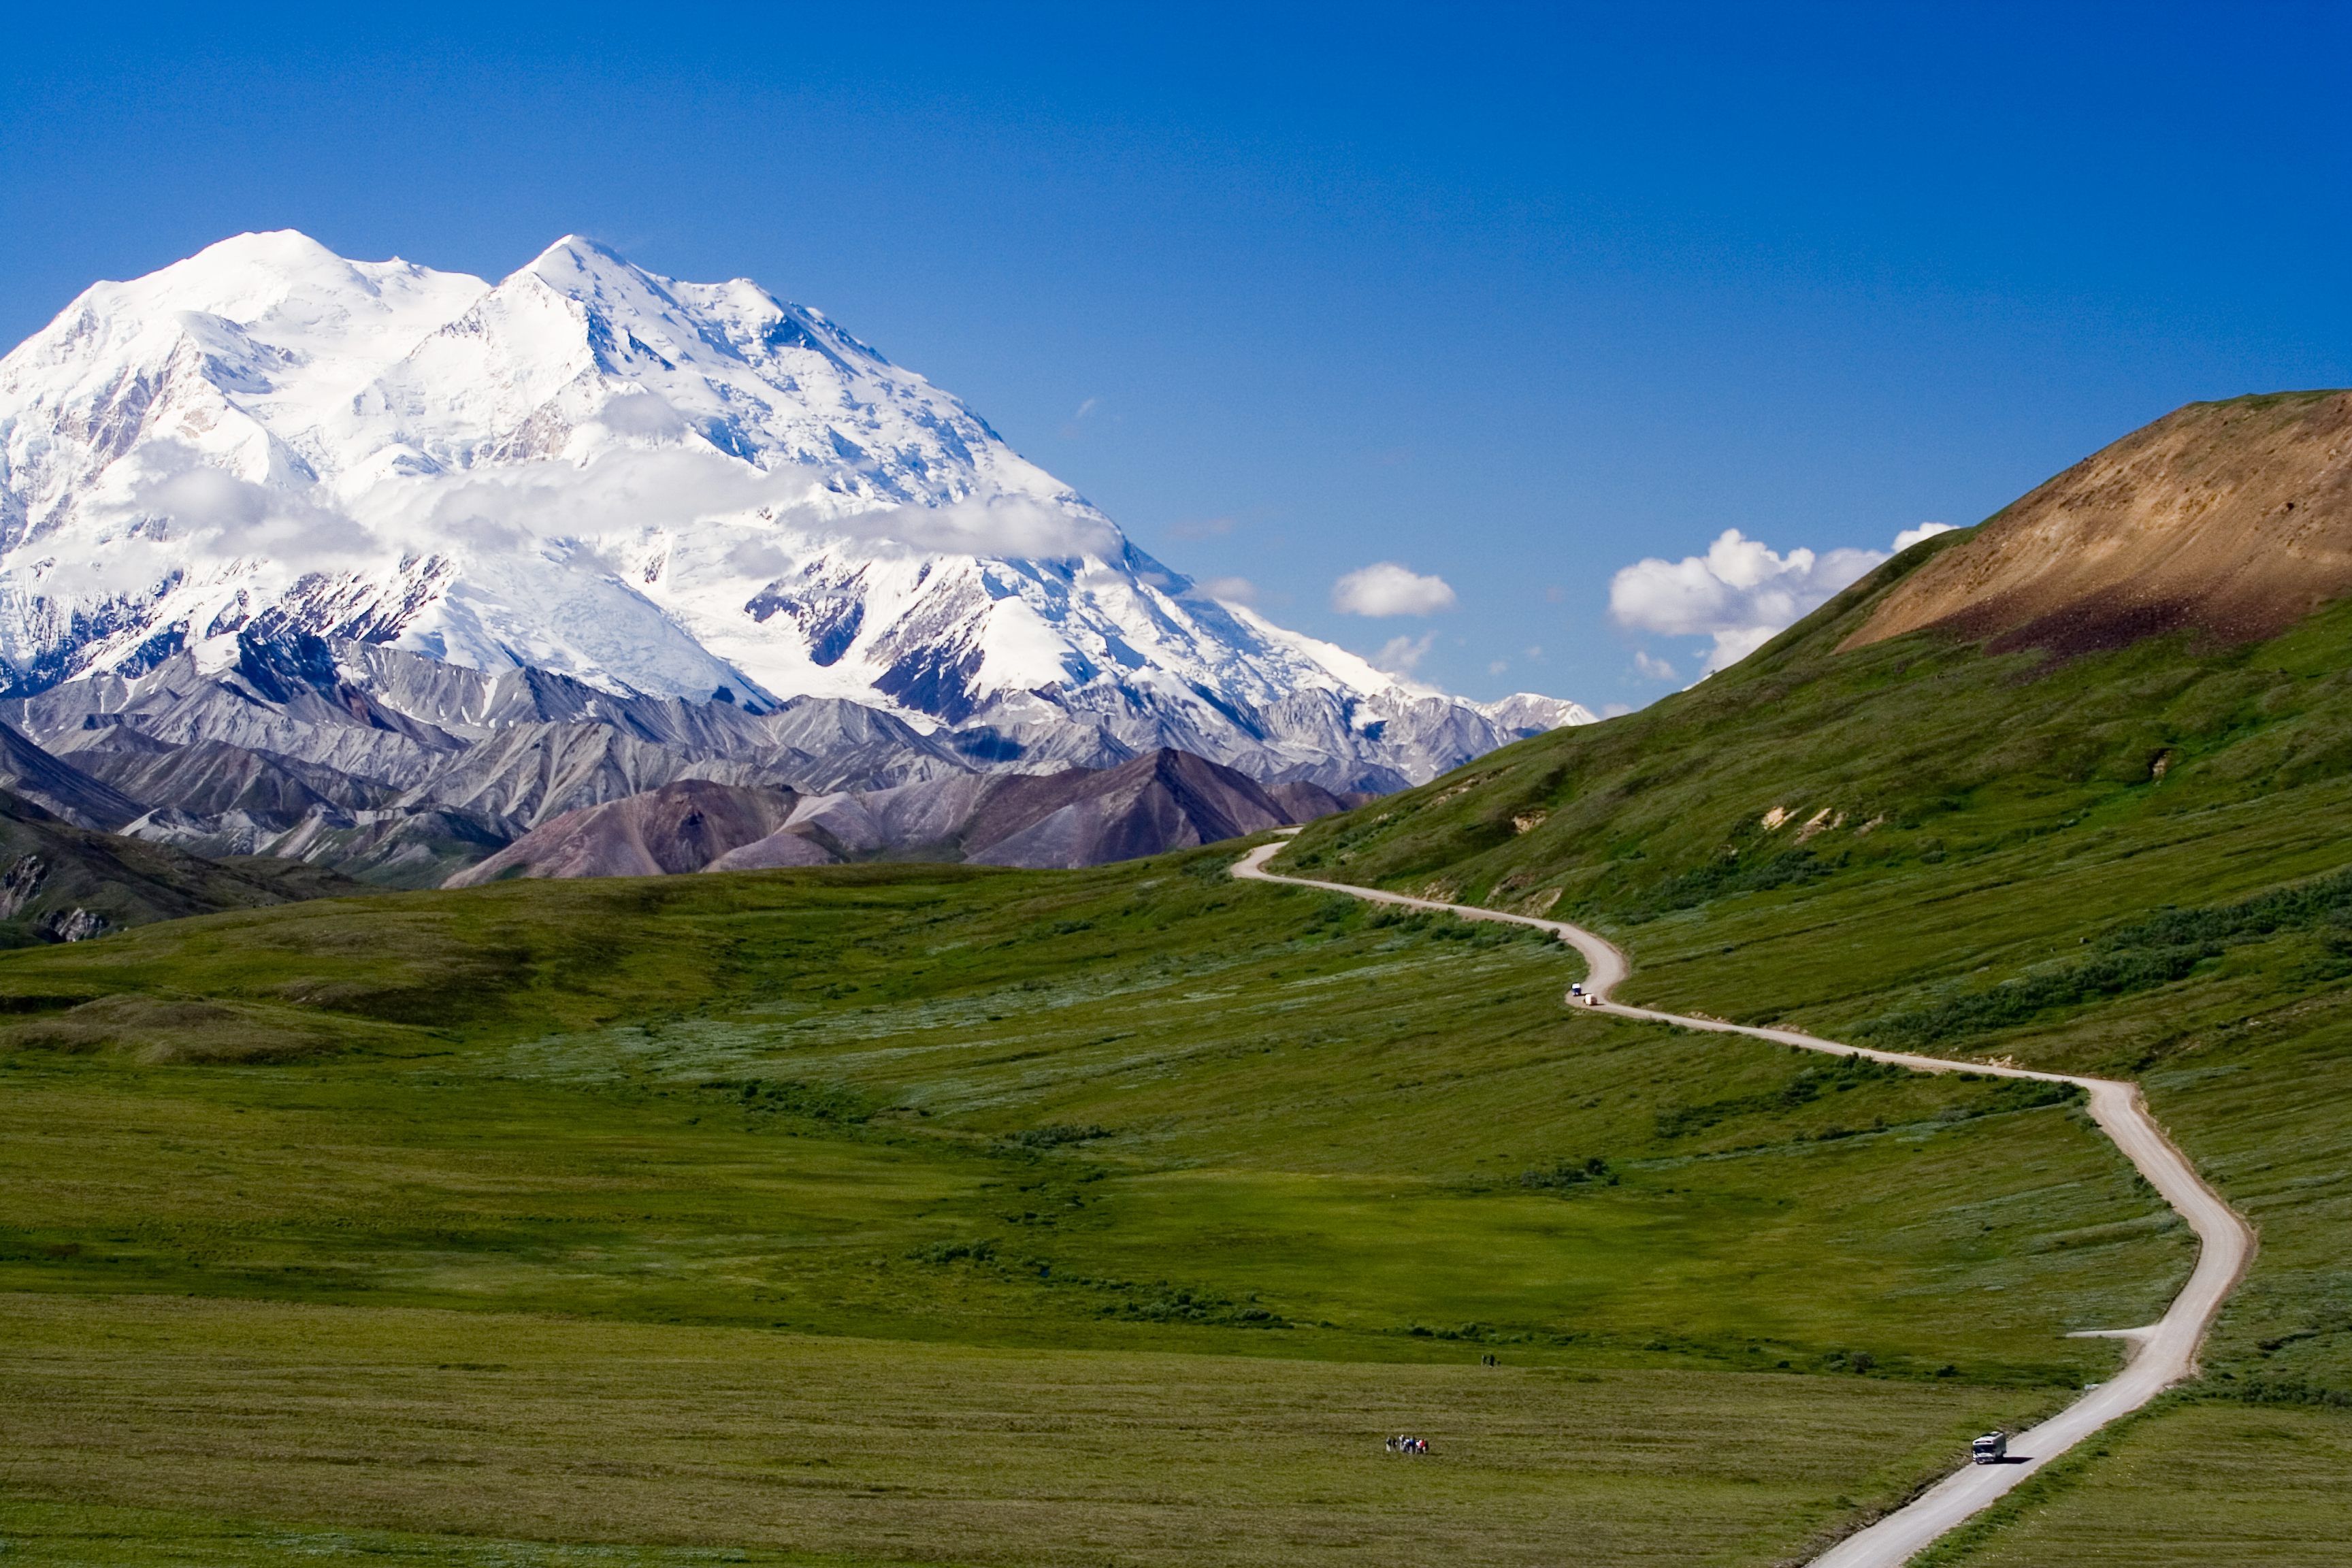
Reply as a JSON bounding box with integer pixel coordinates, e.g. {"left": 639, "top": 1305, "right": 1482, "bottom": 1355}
{"left": 1277, "top": 500, "right": 2352, "bottom": 1561}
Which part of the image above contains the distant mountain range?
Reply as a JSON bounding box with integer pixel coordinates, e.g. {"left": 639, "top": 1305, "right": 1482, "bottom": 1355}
{"left": 0, "top": 231, "right": 1590, "bottom": 883}
{"left": 450, "top": 748, "right": 1362, "bottom": 886}
{"left": 0, "top": 662, "right": 1367, "bottom": 885}
{"left": 0, "top": 706, "right": 1359, "bottom": 928}
{"left": 0, "top": 779, "right": 353, "bottom": 947}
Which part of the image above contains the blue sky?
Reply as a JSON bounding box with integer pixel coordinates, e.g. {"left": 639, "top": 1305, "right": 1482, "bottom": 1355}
{"left": 3, "top": 3, "right": 2345, "bottom": 708}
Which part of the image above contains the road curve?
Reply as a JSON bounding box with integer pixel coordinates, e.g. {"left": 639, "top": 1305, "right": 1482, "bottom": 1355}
{"left": 1232, "top": 839, "right": 2254, "bottom": 1567}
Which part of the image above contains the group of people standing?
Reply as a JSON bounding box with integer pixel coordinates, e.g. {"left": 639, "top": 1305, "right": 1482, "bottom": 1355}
{"left": 1384, "top": 1435, "right": 1430, "bottom": 1454}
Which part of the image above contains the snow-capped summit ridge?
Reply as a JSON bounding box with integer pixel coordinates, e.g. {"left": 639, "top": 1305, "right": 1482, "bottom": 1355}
{"left": 0, "top": 232, "right": 1589, "bottom": 789}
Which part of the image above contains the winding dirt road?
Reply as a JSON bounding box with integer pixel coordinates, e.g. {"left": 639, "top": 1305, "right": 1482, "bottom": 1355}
{"left": 1232, "top": 840, "right": 2253, "bottom": 1567}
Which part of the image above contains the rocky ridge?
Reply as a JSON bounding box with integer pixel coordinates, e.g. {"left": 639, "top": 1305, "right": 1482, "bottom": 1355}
{"left": 450, "top": 749, "right": 1356, "bottom": 885}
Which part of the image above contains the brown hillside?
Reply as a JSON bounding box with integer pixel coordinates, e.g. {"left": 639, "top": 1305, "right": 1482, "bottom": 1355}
{"left": 1844, "top": 390, "right": 2352, "bottom": 656}
{"left": 445, "top": 780, "right": 799, "bottom": 886}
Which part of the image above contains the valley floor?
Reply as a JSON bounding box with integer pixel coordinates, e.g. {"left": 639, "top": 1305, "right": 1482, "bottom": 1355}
{"left": 1, "top": 1293, "right": 2046, "bottom": 1568}
{"left": 0, "top": 848, "right": 2190, "bottom": 1565}
{"left": 1271, "top": 591, "right": 2352, "bottom": 1562}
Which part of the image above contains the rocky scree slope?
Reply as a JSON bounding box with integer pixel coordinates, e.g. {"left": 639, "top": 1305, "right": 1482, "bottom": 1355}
{"left": 0, "top": 230, "right": 1587, "bottom": 860}
{"left": 0, "top": 720, "right": 146, "bottom": 830}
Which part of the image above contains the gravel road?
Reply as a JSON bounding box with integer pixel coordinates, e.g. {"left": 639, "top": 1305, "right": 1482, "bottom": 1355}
{"left": 1233, "top": 839, "right": 2253, "bottom": 1567}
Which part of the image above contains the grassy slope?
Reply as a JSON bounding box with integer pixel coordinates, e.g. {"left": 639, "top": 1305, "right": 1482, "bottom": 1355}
{"left": 0, "top": 849, "right": 2179, "bottom": 1566}
{"left": 1277, "top": 532, "right": 2352, "bottom": 1555}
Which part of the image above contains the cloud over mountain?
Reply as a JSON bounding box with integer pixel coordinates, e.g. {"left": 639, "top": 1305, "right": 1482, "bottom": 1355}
{"left": 1332, "top": 562, "right": 1457, "bottom": 617}
{"left": 1609, "top": 527, "right": 1942, "bottom": 675}
{"left": 1372, "top": 632, "right": 1437, "bottom": 674}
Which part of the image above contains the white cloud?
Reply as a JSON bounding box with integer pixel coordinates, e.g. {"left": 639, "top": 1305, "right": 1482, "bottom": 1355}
{"left": 821, "top": 492, "right": 1122, "bottom": 560}
{"left": 52, "top": 440, "right": 387, "bottom": 602}
{"left": 113, "top": 452, "right": 376, "bottom": 567}
{"left": 594, "top": 389, "right": 689, "bottom": 439}
{"left": 1201, "top": 575, "right": 1259, "bottom": 604}
{"left": 97, "top": 443, "right": 1126, "bottom": 615}
{"left": 1059, "top": 396, "right": 1102, "bottom": 439}
{"left": 1608, "top": 528, "right": 1892, "bottom": 675}
{"left": 1488, "top": 658, "right": 1509, "bottom": 675}
{"left": 1332, "top": 561, "right": 1457, "bottom": 617}
{"left": 1372, "top": 632, "right": 1437, "bottom": 674}
{"left": 1895, "top": 521, "right": 1955, "bottom": 551}
{"left": 1633, "top": 649, "right": 1678, "bottom": 682}
{"left": 389, "top": 453, "right": 1117, "bottom": 562}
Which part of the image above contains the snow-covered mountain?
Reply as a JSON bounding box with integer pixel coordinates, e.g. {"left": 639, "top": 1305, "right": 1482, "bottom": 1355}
{"left": 0, "top": 231, "right": 1588, "bottom": 805}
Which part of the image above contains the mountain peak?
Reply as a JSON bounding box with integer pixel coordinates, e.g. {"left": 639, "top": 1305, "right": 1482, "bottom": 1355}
{"left": 182, "top": 228, "right": 347, "bottom": 274}
{"left": 0, "top": 233, "right": 1589, "bottom": 789}
{"left": 524, "top": 233, "right": 643, "bottom": 288}
{"left": 84, "top": 229, "right": 400, "bottom": 324}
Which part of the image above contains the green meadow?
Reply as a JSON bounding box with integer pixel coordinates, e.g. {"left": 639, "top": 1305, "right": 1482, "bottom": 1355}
{"left": 0, "top": 844, "right": 2180, "bottom": 1565}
